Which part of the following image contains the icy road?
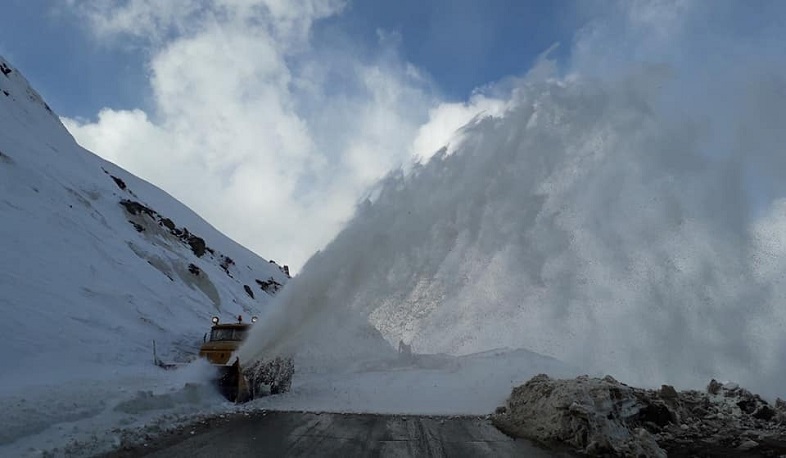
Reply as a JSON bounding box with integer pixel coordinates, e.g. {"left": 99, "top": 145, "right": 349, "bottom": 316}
{"left": 110, "top": 411, "right": 568, "bottom": 457}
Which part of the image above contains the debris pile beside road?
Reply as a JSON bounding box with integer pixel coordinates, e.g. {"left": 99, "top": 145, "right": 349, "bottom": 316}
{"left": 492, "top": 374, "right": 786, "bottom": 457}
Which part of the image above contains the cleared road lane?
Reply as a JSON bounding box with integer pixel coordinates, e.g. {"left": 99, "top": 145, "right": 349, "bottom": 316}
{"left": 110, "top": 411, "right": 572, "bottom": 457}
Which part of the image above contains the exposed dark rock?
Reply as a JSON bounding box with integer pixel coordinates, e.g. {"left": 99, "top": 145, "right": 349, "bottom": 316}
{"left": 660, "top": 385, "right": 678, "bottom": 400}
{"left": 737, "top": 397, "right": 757, "bottom": 415}
{"left": 638, "top": 401, "right": 674, "bottom": 427}
{"left": 707, "top": 379, "right": 723, "bottom": 395}
{"left": 119, "top": 199, "right": 231, "bottom": 272}
{"left": 160, "top": 218, "right": 176, "bottom": 231}
{"left": 188, "top": 263, "right": 200, "bottom": 276}
{"left": 753, "top": 405, "right": 775, "bottom": 421}
{"left": 220, "top": 256, "right": 235, "bottom": 274}
{"left": 256, "top": 277, "right": 282, "bottom": 295}
{"left": 129, "top": 221, "right": 145, "bottom": 233}
{"left": 2, "top": 90, "right": 9, "bottom": 97}
{"left": 243, "top": 284, "right": 254, "bottom": 299}
{"left": 186, "top": 235, "right": 206, "bottom": 257}
{"left": 267, "top": 260, "right": 291, "bottom": 277}
{"left": 110, "top": 175, "right": 127, "bottom": 190}
{"left": 119, "top": 200, "right": 156, "bottom": 218}
{"left": 0, "top": 62, "right": 11, "bottom": 76}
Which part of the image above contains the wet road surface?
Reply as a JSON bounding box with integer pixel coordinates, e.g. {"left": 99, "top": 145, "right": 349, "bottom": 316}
{"left": 112, "top": 411, "right": 569, "bottom": 457}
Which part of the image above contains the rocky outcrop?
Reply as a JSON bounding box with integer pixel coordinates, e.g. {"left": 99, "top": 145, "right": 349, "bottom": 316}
{"left": 493, "top": 374, "right": 786, "bottom": 457}
{"left": 120, "top": 199, "right": 210, "bottom": 258}
{"left": 255, "top": 277, "right": 282, "bottom": 295}
{"left": 118, "top": 193, "right": 284, "bottom": 302}
{"left": 219, "top": 255, "right": 235, "bottom": 275}
{"left": 243, "top": 284, "right": 254, "bottom": 299}
{"left": 110, "top": 175, "right": 127, "bottom": 190}
{"left": 267, "top": 259, "right": 291, "bottom": 278}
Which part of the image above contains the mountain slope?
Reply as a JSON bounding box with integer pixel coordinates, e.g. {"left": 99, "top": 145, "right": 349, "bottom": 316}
{"left": 0, "top": 55, "right": 289, "bottom": 389}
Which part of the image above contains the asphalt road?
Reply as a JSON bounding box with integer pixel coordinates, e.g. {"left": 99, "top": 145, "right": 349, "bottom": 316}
{"left": 110, "top": 411, "right": 571, "bottom": 457}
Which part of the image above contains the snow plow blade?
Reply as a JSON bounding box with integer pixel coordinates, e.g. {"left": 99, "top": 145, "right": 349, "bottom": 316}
{"left": 217, "top": 356, "right": 295, "bottom": 403}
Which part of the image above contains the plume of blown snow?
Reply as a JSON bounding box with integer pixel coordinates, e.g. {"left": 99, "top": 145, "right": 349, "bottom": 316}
{"left": 241, "top": 1, "right": 786, "bottom": 398}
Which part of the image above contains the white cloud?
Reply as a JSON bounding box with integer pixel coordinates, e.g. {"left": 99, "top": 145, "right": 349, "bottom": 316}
{"left": 62, "top": 0, "right": 497, "bottom": 270}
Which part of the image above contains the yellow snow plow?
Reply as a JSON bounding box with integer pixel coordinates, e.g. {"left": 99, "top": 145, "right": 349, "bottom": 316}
{"left": 198, "top": 315, "right": 294, "bottom": 402}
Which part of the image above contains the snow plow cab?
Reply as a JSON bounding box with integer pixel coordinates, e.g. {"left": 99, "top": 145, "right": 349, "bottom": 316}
{"left": 199, "top": 315, "right": 253, "bottom": 364}
{"left": 199, "top": 316, "right": 294, "bottom": 403}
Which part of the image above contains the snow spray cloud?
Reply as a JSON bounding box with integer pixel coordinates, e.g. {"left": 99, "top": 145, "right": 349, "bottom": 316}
{"left": 242, "top": 1, "right": 786, "bottom": 396}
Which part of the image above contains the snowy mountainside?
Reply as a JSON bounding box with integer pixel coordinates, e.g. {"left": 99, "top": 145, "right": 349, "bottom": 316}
{"left": 0, "top": 55, "right": 289, "bottom": 389}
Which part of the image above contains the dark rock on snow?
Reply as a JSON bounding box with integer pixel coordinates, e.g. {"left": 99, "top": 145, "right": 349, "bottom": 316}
{"left": 110, "top": 175, "right": 127, "bottom": 190}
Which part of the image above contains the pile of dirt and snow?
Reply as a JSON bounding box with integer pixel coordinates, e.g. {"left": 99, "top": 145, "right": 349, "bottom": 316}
{"left": 493, "top": 374, "right": 786, "bottom": 457}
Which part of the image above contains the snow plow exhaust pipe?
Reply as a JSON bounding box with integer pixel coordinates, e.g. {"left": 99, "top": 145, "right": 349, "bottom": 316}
{"left": 217, "top": 357, "right": 295, "bottom": 403}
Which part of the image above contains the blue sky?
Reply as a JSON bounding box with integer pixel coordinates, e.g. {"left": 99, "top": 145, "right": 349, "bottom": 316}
{"left": 0, "top": 0, "right": 577, "bottom": 119}
{"left": 0, "top": 1, "right": 151, "bottom": 117}
{"left": 314, "top": 0, "right": 576, "bottom": 98}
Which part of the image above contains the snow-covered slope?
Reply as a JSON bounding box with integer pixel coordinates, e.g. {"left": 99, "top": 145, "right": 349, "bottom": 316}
{"left": 0, "top": 56, "right": 289, "bottom": 453}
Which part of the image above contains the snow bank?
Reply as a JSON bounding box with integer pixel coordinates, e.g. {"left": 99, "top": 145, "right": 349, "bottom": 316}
{"left": 493, "top": 375, "right": 667, "bottom": 457}
{"left": 493, "top": 374, "right": 786, "bottom": 457}
{"left": 0, "top": 360, "right": 232, "bottom": 457}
